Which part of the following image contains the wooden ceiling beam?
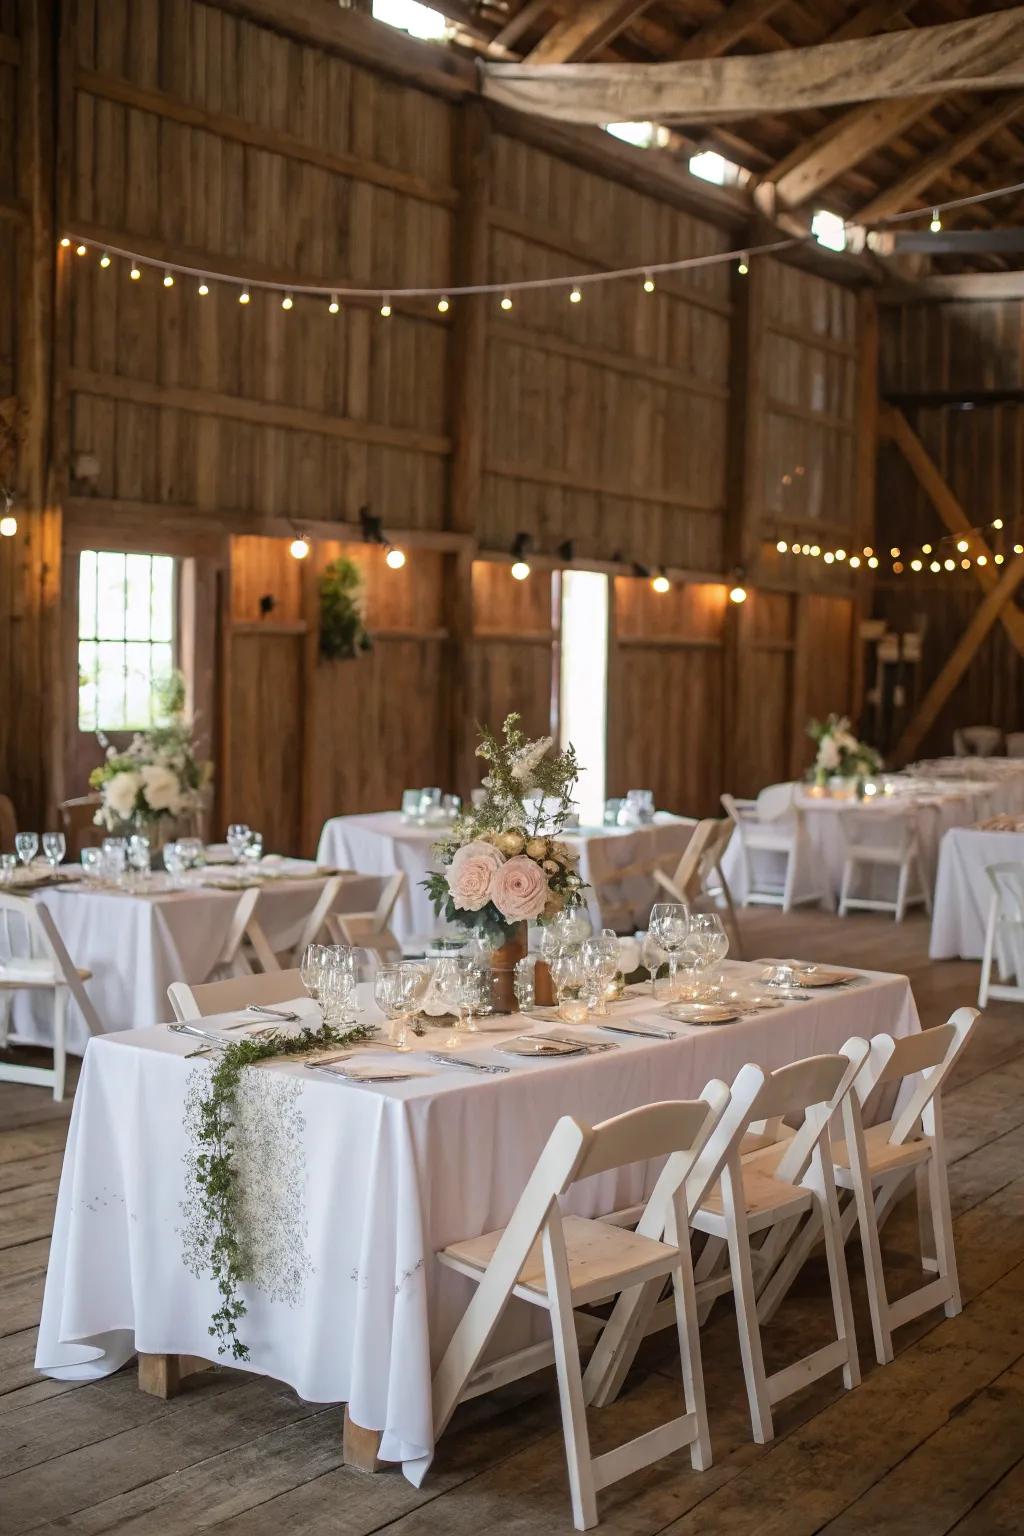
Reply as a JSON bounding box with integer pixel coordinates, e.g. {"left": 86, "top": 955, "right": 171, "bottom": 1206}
{"left": 766, "top": 94, "right": 940, "bottom": 211}
{"left": 673, "top": 0, "right": 790, "bottom": 61}
{"left": 879, "top": 269, "right": 1024, "bottom": 302}
{"left": 854, "top": 93, "right": 1024, "bottom": 224}
{"left": 486, "top": 0, "right": 551, "bottom": 56}
{"left": 523, "top": 1, "right": 654, "bottom": 63}
{"left": 828, "top": 0, "right": 917, "bottom": 43}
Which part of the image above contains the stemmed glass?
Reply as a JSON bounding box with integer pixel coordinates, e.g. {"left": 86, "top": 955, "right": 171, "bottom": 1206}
{"left": 640, "top": 930, "right": 666, "bottom": 997}
{"left": 442, "top": 958, "right": 486, "bottom": 1049}
{"left": 580, "top": 931, "right": 620, "bottom": 1016}
{"left": 127, "top": 834, "right": 150, "bottom": 888}
{"left": 374, "top": 961, "right": 429, "bottom": 1050}
{"left": 242, "top": 831, "right": 264, "bottom": 865}
{"left": 226, "top": 823, "right": 250, "bottom": 863}
{"left": 0, "top": 853, "right": 16, "bottom": 885}
{"left": 686, "top": 912, "right": 729, "bottom": 997}
{"left": 42, "top": 832, "right": 66, "bottom": 872}
{"left": 550, "top": 947, "right": 587, "bottom": 1024}
{"left": 14, "top": 832, "right": 38, "bottom": 868}
{"left": 649, "top": 901, "right": 691, "bottom": 999}
{"left": 300, "top": 943, "right": 330, "bottom": 1023}
{"left": 102, "top": 837, "right": 128, "bottom": 885}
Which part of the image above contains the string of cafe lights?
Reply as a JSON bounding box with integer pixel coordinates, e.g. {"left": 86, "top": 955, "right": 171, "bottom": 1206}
{"left": 773, "top": 513, "right": 1024, "bottom": 576}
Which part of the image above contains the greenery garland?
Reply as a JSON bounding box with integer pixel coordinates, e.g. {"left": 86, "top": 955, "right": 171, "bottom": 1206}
{"left": 193, "top": 1019, "right": 374, "bottom": 1359}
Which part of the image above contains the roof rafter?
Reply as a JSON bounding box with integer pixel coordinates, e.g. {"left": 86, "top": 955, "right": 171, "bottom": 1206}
{"left": 524, "top": 0, "right": 654, "bottom": 63}
{"left": 673, "top": 0, "right": 790, "bottom": 62}
{"left": 765, "top": 94, "right": 940, "bottom": 210}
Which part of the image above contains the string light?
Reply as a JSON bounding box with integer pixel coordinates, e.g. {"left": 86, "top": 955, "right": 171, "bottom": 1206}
{"left": 289, "top": 535, "right": 310, "bottom": 560}
{"left": 643, "top": 272, "right": 655, "bottom": 293}
{"left": 130, "top": 262, "right": 141, "bottom": 280}
{"left": 930, "top": 560, "right": 940, "bottom": 573}
{"left": 380, "top": 298, "right": 392, "bottom": 317}
{"left": 790, "top": 542, "right": 801, "bottom": 554}
{"left": 961, "top": 558, "right": 971, "bottom": 570}
{"left": 59, "top": 236, "right": 71, "bottom": 248}
{"left": 437, "top": 296, "right": 450, "bottom": 313}
{"left": 511, "top": 560, "right": 531, "bottom": 581}
{"left": 385, "top": 547, "right": 406, "bottom": 570}
{"left": 930, "top": 208, "right": 942, "bottom": 232}
{"left": 99, "top": 251, "right": 111, "bottom": 268}
{"left": 801, "top": 543, "right": 810, "bottom": 556}
{"left": 995, "top": 553, "right": 1005, "bottom": 564}
{"left": 198, "top": 281, "right": 209, "bottom": 296}
{"left": 75, "top": 244, "right": 87, "bottom": 256}
{"left": 922, "top": 543, "right": 932, "bottom": 554}
{"left": 162, "top": 269, "right": 174, "bottom": 287}
{"left": 944, "top": 558, "right": 956, "bottom": 571}
{"left": 329, "top": 294, "right": 340, "bottom": 314}
{"left": 977, "top": 554, "right": 988, "bottom": 566}
{"left": 823, "top": 551, "right": 835, "bottom": 564}
{"left": 893, "top": 560, "right": 904, "bottom": 573}
{"left": 849, "top": 555, "right": 861, "bottom": 569}
{"left": 776, "top": 539, "right": 788, "bottom": 553}
{"left": 1016, "top": 544, "right": 1024, "bottom": 555}
{"left": 239, "top": 288, "right": 250, "bottom": 305}
{"left": 911, "top": 558, "right": 923, "bottom": 571}
{"left": 835, "top": 548, "right": 847, "bottom": 561}
{"left": 569, "top": 285, "right": 582, "bottom": 304}
{"left": 993, "top": 518, "right": 1004, "bottom": 530}
{"left": 863, "top": 546, "right": 874, "bottom": 557}
{"left": 956, "top": 538, "right": 969, "bottom": 552}
{"left": 0, "top": 514, "right": 16, "bottom": 538}
{"left": 810, "top": 544, "right": 820, "bottom": 557}
{"left": 729, "top": 583, "right": 747, "bottom": 604}
{"left": 868, "top": 556, "right": 879, "bottom": 569}
{"left": 889, "top": 546, "right": 900, "bottom": 558}
{"left": 651, "top": 572, "right": 671, "bottom": 594}
{"left": 737, "top": 253, "right": 749, "bottom": 275}
{"left": 281, "top": 292, "right": 293, "bottom": 310}
{"left": 500, "top": 292, "right": 513, "bottom": 311}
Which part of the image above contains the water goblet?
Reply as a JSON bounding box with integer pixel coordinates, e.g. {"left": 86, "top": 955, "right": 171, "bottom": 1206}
{"left": 42, "top": 832, "right": 66, "bottom": 872}
{"left": 513, "top": 955, "right": 535, "bottom": 1013}
{"left": 550, "top": 947, "right": 587, "bottom": 1024}
{"left": 242, "top": 831, "right": 264, "bottom": 865}
{"left": 102, "top": 837, "right": 128, "bottom": 884}
{"left": 687, "top": 912, "right": 729, "bottom": 997}
{"left": 649, "top": 901, "right": 691, "bottom": 999}
{"left": 81, "top": 846, "right": 103, "bottom": 882}
{"left": 226, "top": 823, "right": 250, "bottom": 863}
{"left": 374, "top": 963, "right": 409, "bottom": 1049}
{"left": 0, "top": 853, "right": 16, "bottom": 886}
{"left": 639, "top": 931, "right": 665, "bottom": 996}
{"left": 15, "top": 831, "right": 38, "bottom": 867}
{"left": 442, "top": 958, "right": 485, "bottom": 1048}
{"left": 300, "top": 943, "right": 331, "bottom": 1023}
{"left": 580, "top": 932, "right": 620, "bottom": 1016}
{"left": 128, "top": 834, "right": 151, "bottom": 886}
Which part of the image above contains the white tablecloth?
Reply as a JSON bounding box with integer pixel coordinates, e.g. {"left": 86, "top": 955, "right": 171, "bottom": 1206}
{"left": 8, "top": 862, "right": 332, "bottom": 1051}
{"left": 930, "top": 826, "right": 1024, "bottom": 959}
{"left": 37, "top": 962, "right": 919, "bottom": 1482}
{"left": 316, "top": 812, "right": 695, "bottom": 942}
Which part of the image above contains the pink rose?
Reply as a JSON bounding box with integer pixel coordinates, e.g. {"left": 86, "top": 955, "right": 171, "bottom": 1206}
{"left": 491, "top": 854, "right": 549, "bottom": 922}
{"left": 446, "top": 840, "right": 504, "bottom": 912}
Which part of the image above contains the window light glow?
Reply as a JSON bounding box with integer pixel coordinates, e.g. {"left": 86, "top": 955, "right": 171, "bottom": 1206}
{"left": 811, "top": 209, "right": 847, "bottom": 252}
{"left": 371, "top": 0, "right": 447, "bottom": 41}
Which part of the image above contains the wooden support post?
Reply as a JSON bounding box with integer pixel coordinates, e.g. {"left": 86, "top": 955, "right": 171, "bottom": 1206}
{"left": 342, "top": 1406, "right": 385, "bottom": 1472}
{"left": 851, "top": 290, "right": 879, "bottom": 722}
{"left": 879, "top": 405, "right": 1024, "bottom": 657}
{"left": 892, "top": 554, "right": 1024, "bottom": 764}
{"left": 137, "top": 1352, "right": 213, "bottom": 1399}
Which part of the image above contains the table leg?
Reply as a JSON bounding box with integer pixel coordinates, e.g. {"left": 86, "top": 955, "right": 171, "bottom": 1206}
{"left": 137, "top": 1352, "right": 213, "bottom": 1399}
{"left": 343, "top": 1406, "right": 384, "bottom": 1472}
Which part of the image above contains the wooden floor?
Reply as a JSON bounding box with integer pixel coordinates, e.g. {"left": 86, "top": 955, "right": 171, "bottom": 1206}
{"left": 2, "top": 908, "right": 1024, "bottom": 1535}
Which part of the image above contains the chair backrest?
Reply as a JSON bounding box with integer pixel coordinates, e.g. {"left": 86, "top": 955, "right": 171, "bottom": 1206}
{"left": 720, "top": 793, "right": 756, "bottom": 828}
{"left": 288, "top": 874, "right": 347, "bottom": 962}
{"left": 58, "top": 795, "right": 103, "bottom": 857}
{"left": 655, "top": 819, "right": 719, "bottom": 904}
{"left": 0, "top": 891, "right": 103, "bottom": 1035}
{"left": 326, "top": 872, "right": 406, "bottom": 959}
{"left": 1005, "top": 732, "right": 1024, "bottom": 759}
{"left": 168, "top": 966, "right": 306, "bottom": 1021}
{"left": 212, "top": 887, "right": 262, "bottom": 970}
{"left": 839, "top": 806, "right": 916, "bottom": 855}
{"left": 954, "top": 726, "right": 1002, "bottom": 757}
{"left": 850, "top": 1008, "right": 978, "bottom": 1147}
{"left": 755, "top": 782, "right": 797, "bottom": 822}
{"left": 0, "top": 793, "right": 15, "bottom": 852}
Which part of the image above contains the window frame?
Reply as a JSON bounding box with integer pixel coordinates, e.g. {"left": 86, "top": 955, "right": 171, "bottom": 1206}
{"left": 75, "top": 548, "right": 180, "bottom": 735}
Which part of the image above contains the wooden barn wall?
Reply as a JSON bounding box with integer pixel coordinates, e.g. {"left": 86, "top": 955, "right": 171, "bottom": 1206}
{"left": 0, "top": 0, "right": 867, "bottom": 845}
{"left": 880, "top": 297, "right": 1024, "bottom": 397}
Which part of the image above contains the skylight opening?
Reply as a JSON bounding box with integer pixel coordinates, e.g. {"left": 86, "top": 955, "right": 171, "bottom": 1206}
{"left": 371, "top": 1, "right": 448, "bottom": 42}
{"left": 689, "top": 150, "right": 744, "bottom": 187}
{"left": 604, "top": 121, "right": 669, "bottom": 149}
{"left": 812, "top": 208, "right": 848, "bottom": 252}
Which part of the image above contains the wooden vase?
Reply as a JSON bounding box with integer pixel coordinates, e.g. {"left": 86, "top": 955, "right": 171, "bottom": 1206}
{"left": 489, "top": 922, "right": 527, "bottom": 1015}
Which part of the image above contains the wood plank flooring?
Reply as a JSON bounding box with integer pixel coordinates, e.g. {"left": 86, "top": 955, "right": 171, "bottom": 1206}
{"left": 1, "top": 908, "right": 1023, "bottom": 1535}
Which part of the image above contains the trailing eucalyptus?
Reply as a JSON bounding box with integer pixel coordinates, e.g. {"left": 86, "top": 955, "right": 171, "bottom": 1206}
{"left": 193, "top": 1019, "right": 373, "bottom": 1359}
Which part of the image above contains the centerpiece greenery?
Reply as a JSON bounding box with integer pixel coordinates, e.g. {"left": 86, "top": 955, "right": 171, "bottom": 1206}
{"left": 190, "top": 1018, "right": 373, "bottom": 1359}
{"left": 89, "top": 670, "right": 211, "bottom": 834}
{"left": 423, "top": 713, "right": 586, "bottom": 949}
{"left": 807, "top": 713, "right": 883, "bottom": 785}
{"left": 319, "top": 555, "right": 372, "bottom": 661}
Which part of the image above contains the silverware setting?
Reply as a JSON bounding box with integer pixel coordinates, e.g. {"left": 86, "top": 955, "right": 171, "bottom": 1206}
{"left": 541, "top": 1033, "right": 619, "bottom": 1052}
{"left": 597, "top": 1021, "right": 679, "bottom": 1040}
{"left": 426, "top": 1053, "right": 511, "bottom": 1075}
{"left": 245, "top": 1004, "right": 301, "bottom": 1022}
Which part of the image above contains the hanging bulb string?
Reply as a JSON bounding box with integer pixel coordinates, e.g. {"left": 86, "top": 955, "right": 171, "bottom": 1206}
{"left": 860, "top": 177, "right": 1024, "bottom": 226}
{"left": 64, "top": 233, "right": 803, "bottom": 302}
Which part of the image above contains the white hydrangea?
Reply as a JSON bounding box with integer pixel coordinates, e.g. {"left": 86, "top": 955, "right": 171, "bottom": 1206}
{"left": 140, "top": 763, "right": 183, "bottom": 813}
{"left": 103, "top": 770, "right": 142, "bottom": 819}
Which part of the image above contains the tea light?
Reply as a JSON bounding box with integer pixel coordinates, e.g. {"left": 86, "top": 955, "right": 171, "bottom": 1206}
{"left": 558, "top": 998, "right": 588, "bottom": 1025}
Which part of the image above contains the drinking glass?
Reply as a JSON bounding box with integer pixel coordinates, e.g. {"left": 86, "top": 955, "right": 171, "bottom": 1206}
{"left": 102, "top": 837, "right": 128, "bottom": 883}
{"left": 580, "top": 932, "right": 620, "bottom": 1016}
{"left": 400, "top": 789, "right": 421, "bottom": 822}
{"left": 441, "top": 793, "right": 462, "bottom": 819}
{"left": 640, "top": 931, "right": 666, "bottom": 996}
{"left": 418, "top": 788, "right": 442, "bottom": 819}
{"left": 81, "top": 846, "right": 103, "bottom": 882}
{"left": 397, "top": 961, "right": 431, "bottom": 1038}
{"left": 242, "top": 831, "right": 263, "bottom": 865}
{"left": 300, "top": 943, "right": 331, "bottom": 1023}
{"left": 686, "top": 912, "right": 729, "bottom": 996}
{"left": 550, "top": 947, "right": 587, "bottom": 1024}
{"left": 162, "top": 841, "right": 185, "bottom": 887}
{"left": 321, "top": 953, "right": 355, "bottom": 1026}
{"left": 603, "top": 798, "right": 623, "bottom": 827}
{"left": 176, "top": 836, "right": 204, "bottom": 872}
{"left": 128, "top": 834, "right": 150, "bottom": 872}
{"left": 14, "top": 832, "right": 38, "bottom": 867}
{"left": 0, "top": 853, "right": 15, "bottom": 885}
{"left": 42, "top": 832, "right": 66, "bottom": 871}
{"left": 649, "top": 901, "right": 691, "bottom": 998}
{"left": 442, "top": 958, "right": 486, "bottom": 1048}
{"left": 226, "top": 823, "right": 250, "bottom": 863}
{"left": 513, "top": 956, "right": 535, "bottom": 1013}
{"left": 373, "top": 962, "right": 427, "bottom": 1050}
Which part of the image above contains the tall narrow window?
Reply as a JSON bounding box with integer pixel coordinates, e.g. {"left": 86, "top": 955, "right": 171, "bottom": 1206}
{"left": 559, "top": 571, "right": 608, "bottom": 826}
{"left": 78, "top": 550, "right": 175, "bottom": 731}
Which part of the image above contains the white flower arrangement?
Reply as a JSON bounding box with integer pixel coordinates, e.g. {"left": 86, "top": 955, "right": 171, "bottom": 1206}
{"left": 424, "top": 714, "right": 586, "bottom": 947}
{"left": 807, "top": 713, "right": 882, "bottom": 782}
{"left": 90, "top": 672, "right": 212, "bottom": 832}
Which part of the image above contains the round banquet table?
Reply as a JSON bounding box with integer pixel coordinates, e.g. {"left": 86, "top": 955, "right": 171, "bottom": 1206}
{"left": 929, "top": 825, "right": 1024, "bottom": 959}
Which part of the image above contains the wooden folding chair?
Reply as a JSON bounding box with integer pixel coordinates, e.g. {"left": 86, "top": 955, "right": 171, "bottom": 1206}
{"left": 655, "top": 818, "right": 742, "bottom": 959}
{"left": 834, "top": 1008, "right": 979, "bottom": 1365}
{"left": 978, "top": 862, "right": 1024, "bottom": 1005}
{"left": 203, "top": 887, "right": 265, "bottom": 981}
{"left": 0, "top": 893, "right": 103, "bottom": 1099}
{"left": 431, "top": 1086, "right": 731, "bottom": 1531}
{"left": 168, "top": 967, "right": 305, "bottom": 1022}
{"left": 324, "top": 872, "right": 405, "bottom": 962}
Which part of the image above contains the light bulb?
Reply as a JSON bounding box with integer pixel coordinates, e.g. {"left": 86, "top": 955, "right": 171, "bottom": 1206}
{"left": 930, "top": 208, "right": 942, "bottom": 232}
{"left": 737, "top": 255, "right": 749, "bottom": 275}
{"left": 651, "top": 574, "right": 670, "bottom": 594}
{"left": 510, "top": 560, "right": 530, "bottom": 581}
{"left": 281, "top": 292, "right": 293, "bottom": 310}
{"left": 993, "top": 518, "right": 1003, "bottom": 530}
{"left": 944, "top": 558, "right": 955, "bottom": 571}
{"left": 1016, "top": 544, "right": 1024, "bottom": 555}
{"left": 810, "top": 545, "right": 820, "bottom": 557}
{"left": 75, "top": 243, "right": 87, "bottom": 256}
{"left": 59, "top": 236, "right": 71, "bottom": 248}
{"left": 824, "top": 552, "right": 835, "bottom": 564}
{"left": 729, "top": 584, "right": 748, "bottom": 604}
{"left": 380, "top": 299, "right": 392, "bottom": 317}
{"left": 198, "top": 282, "right": 209, "bottom": 296}
{"left": 329, "top": 294, "right": 340, "bottom": 314}
{"left": 922, "top": 543, "right": 932, "bottom": 554}
{"left": 437, "top": 296, "right": 450, "bottom": 313}
{"left": 889, "top": 546, "right": 900, "bottom": 558}
{"left": 893, "top": 560, "right": 904, "bottom": 574}
{"left": 385, "top": 547, "right": 406, "bottom": 570}
{"left": 995, "top": 553, "right": 1005, "bottom": 564}
{"left": 867, "top": 556, "right": 879, "bottom": 569}
{"left": 801, "top": 543, "right": 810, "bottom": 556}
{"left": 130, "top": 263, "right": 141, "bottom": 280}
{"left": 849, "top": 555, "right": 861, "bottom": 569}
{"left": 930, "top": 560, "right": 940, "bottom": 573}
{"left": 239, "top": 288, "right": 250, "bottom": 305}
{"left": 863, "top": 546, "right": 874, "bottom": 557}
{"left": 791, "top": 542, "right": 801, "bottom": 554}
{"left": 0, "top": 514, "right": 17, "bottom": 538}
{"left": 956, "top": 538, "right": 969, "bottom": 552}
{"left": 977, "top": 554, "right": 988, "bottom": 566}
{"left": 163, "top": 270, "right": 174, "bottom": 287}
{"left": 835, "top": 548, "right": 847, "bottom": 561}
{"left": 569, "top": 285, "right": 582, "bottom": 304}
{"left": 961, "top": 558, "right": 971, "bottom": 570}
{"left": 99, "top": 251, "right": 111, "bottom": 268}
{"left": 643, "top": 274, "right": 655, "bottom": 293}
{"left": 910, "top": 558, "right": 923, "bottom": 571}
{"left": 776, "top": 539, "right": 788, "bottom": 553}
{"left": 500, "top": 293, "right": 512, "bottom": 311}
{"left": 289, "top": 536, "right": 310, "bottom": 560}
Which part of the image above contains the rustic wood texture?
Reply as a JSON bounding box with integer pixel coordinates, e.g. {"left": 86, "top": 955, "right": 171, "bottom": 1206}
{"left": 3, "top": 906, "right": 1024, "bottom": 1534}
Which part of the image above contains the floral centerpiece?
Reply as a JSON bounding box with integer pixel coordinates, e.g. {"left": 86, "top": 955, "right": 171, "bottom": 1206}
{"left": 807, "top": 713, "right": 882, "bottom": 786}
{"left": 90, "top": 671, "right": 212, "bottom": 835}
{"left": 424, "top": 714, "right": 585, "bottom": 951}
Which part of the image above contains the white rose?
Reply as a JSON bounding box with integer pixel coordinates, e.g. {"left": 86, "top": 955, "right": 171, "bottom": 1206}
{"left": 817, "top": 737, "right": 840, "bottom": 771}
{"left": 140, "top": 763, "right": 183, "bottom": 813}
{"left": 104, "top": 770, "right": 142, "bottom": 819}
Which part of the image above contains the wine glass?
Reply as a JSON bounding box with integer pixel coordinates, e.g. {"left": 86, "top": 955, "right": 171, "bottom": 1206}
{"left": 649, "top": 902, "right": 691, "bottom": 998}
{"left": 300, "top": 943, "right": 330, "bottom": 1023}
{"left": 81, "top": 846, "right": 103, "bottom": 882}
{"left": 14, "top": 832, "right": 38, "bottom": 868}
{"left": 42, "top": 832, "right": 66, "bottom": 872}
{"left": 687, "top": 912, "right": 729, "bottom": 997}
{"left": 580, "top": 932, "right": 620, "bottom": 1016}
{"left": 639, "top": 931, "right": 666, "bottom": 997}
{"left": 128, "top": 834, "right": 151, "bottom": 886}
{"left": 550, "top": 947, "right": 587, "bottom": 1024}
{"left": 442, "top": 958, "right": 485, "bottom": 1048}
{"left": 374, "top": 963, "right": 411, "bottom": 1049}
{"left": 0, "top": 853, "right": 16, "bottom": 886}
{"left": 242, "top": 831, "right": 264, "bottom": 865}
{"left": 102, "top": 837, "right": 128, "bottom": 884}
{"left": 226, "top": 823, "right": 250, "bottom": 863}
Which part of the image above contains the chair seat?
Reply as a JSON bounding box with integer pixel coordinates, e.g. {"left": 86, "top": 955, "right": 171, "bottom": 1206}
{"left": 743, "top": 831, "right": 796, "bottom": 853}
{"left": 0, "top": 965, "right": 92, "bottom": 989}
{"left": 844, "top": 844, "right": 914, "bottom": 866}
{"left": 831, "top": 1121, "right": 932, "bottom": 1186}
{"left": 441, "top": 1214, "right": 678, "bottom": 1300}
{"left": 695, "top": 1157, "right": 812, "bottom": 1234}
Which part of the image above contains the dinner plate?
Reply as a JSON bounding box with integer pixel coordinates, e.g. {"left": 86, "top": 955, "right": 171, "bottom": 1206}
{"left": 662, "top": 1002, "right": 742, "bottom": 1025}
{"left": 497, "top": 1036, "right": 587, "bottom": 1058}
{"left": 793, "top": 970, "right": 859, "bottom": 987}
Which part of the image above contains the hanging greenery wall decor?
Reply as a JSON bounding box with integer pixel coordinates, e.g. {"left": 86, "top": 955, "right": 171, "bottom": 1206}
{"left": 318, "top": 556, "right": 372, "bottom": 661}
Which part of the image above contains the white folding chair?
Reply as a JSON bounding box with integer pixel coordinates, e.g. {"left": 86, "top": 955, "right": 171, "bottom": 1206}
{"left": 204, "top": 887, "right": 264, "bottom": 981}
{"left": 654, "top": 819, "right": 743, "bottom": 959}
{"left": 834, "top": 1009, "right": 979, "bottom": 1365}
{"left": 837, "top": 810, "right": 930, "bottom": 922}
{"left": 325, "top": 873, "right": 405, "bottom": 962}
{"left": 168, "top": 967, "right": 305, "bottom": 1022}
{"left": 953, "top": 726, "right": 1002, "bottom": 757}
{"left": 721, "top": 785, "right": 824, "bottom": 912}
{"left": 978, "top": 862, "right": 1024, "bottom": 1005}
{"left": 0, "top": 893, "right": 103, "bottom": 1099}
{"left": 431, "top": 1087, "right": 731, "bottom": 1531}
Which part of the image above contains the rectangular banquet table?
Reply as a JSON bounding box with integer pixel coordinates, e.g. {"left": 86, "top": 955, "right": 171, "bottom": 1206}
{"left": 37, "top": 961, "right": 920, "bottom": 1483}
{"left": 316, "top": 811, "right": 695, "bottom": 941}
{"left": 8, "top": 860, "right": 334, "bottom": 1051}
{"left": 930, "top": 825, "right": 1024, "bottom": 959}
